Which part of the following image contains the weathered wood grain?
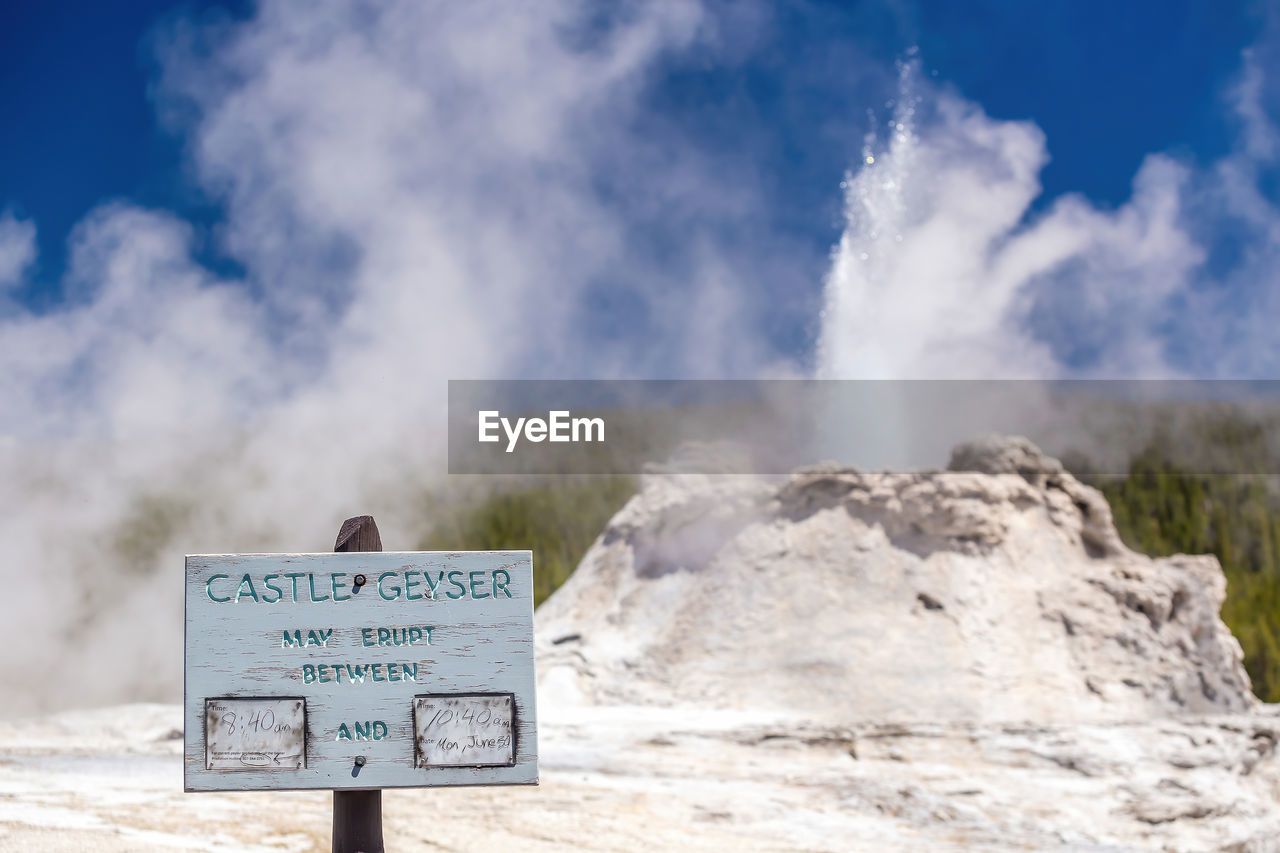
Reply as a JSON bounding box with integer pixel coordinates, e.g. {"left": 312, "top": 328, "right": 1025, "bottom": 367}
{"left": 335, "top": 515, "right": 383, "bottom": 553}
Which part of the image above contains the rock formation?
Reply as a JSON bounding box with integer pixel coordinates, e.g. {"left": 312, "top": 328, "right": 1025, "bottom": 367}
{"left": 538, "top": 435, "right": 1254, "bottom": 722}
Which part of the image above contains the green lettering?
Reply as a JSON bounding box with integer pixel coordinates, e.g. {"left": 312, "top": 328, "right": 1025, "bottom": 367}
{"left": 377, "top": 571, "right": 400, "bottom": 601}
{"left": 302, "top": 664, "right": 316, "bottom": 683}
{"left": 387, "top": 662, "right": 400, "bottom": 681}
{"left": 371, "top": 663, "right": 385, "bottom": 682}
{"left": 234, "top": 574, "right": 259, "bottom": 603}
{"left": 318, "top": 664, "right": 331, "bottom": 683}
{"left": 205, "top": 574, "right": 231, "bottom": 603}
{"left": 405, "top": 571, "right": 424, "bottom": 601}
{"left": 377, "top": 627, "right": 390, "bottom": 645}
{"left": 262, "top": 574, "right": 283, "bottom": 603}
{"left": 284, "top": 573, "right": 306, "bottom": 602}
{"left": 336, "top": 723, "right": 351, "bottom": 741}
{"left": 469, "top": 570, "right": 489, "bottom": 599}
{"left": 283, "top": 630, "right": 303, "bottom": 648}
{"left": 308, "top": 573, "right": 330, "bottom": 602}
{"left": 402, "top": 663, "right": 417, "bottom": 681}
{"left": 373, "top": 721, "right": 387, "bottom": 740}
{"left": 493, "top": 569, "right": 512, "bottom": 598}
{"left": 361, "top": 628, "right": 375, "bottom": 647}
{"left": 446, "top": 571, "right": 466, "bottom": 599}
{"left": 355, "top": 720, "right": 370, "bottom": 740}
{"left": 331, "top": 573, "right": 351, "bottom": 601}
{"left": 424, "top": 571, "right": 444, "bottom": 599}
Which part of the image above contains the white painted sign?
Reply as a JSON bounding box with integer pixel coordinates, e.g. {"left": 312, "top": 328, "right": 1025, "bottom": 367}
{"left": 413, "top": 694, "right": 514, "bottom": 767}
{"left": 183, "top": 551, "right": 537, "bottom": 792}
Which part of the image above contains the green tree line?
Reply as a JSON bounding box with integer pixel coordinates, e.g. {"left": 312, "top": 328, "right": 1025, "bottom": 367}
{"left": 418, "top": 476, "right": 635, "bottom": 606}
{"left": 1078, "top": 450, "right": 1280, "bottom": 702}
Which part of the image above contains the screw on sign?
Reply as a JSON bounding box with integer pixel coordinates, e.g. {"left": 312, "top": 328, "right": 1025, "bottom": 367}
{"left": 183, "top": 515, "right": 539, "bottom": 853}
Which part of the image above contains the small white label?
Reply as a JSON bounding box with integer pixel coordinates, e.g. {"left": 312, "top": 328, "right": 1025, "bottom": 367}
{"left": 205, "top": 698, "right": 306, "bottom": 770}
{"left": 414, "top": 694, "right": 514, "bottom": 767}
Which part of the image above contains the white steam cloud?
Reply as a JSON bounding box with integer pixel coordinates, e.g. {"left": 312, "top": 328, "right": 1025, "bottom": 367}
{"left": 0, "top": 0, "right": 799, "bottom": 716}
{"left": 818, "top": 53, "right": 1280, "bottom": 379}
{"left": 1, "top": 2, "right": 1278, "bottom": 715}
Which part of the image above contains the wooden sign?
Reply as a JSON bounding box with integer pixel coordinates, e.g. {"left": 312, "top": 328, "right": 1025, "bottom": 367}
{"left": 183, "top": 551, "right": 538, "bottom": 792}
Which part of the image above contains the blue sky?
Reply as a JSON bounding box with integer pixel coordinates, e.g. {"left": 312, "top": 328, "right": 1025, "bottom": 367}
{"left": 1, "top": 1, "right": 1267, "bottom": 332}
{"left": 1, "top": 1, "right": 252, "bottom": 301}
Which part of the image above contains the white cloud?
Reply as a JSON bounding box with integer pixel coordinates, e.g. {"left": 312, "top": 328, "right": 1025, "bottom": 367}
{"left": 0, "top": 211, "right": 36, "bottom": 290}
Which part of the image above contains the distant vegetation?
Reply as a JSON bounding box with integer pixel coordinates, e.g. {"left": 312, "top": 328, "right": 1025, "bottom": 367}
{"left": 1069, "top": 443, "right": 1280, "bottom": 703}
{"left": 418, "top": 476, "right": 636, "bottom": 606}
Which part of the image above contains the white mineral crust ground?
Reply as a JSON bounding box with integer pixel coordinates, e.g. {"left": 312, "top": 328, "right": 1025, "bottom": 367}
{"left": 3, "top": 438, "right": 1279, "bottom": 852}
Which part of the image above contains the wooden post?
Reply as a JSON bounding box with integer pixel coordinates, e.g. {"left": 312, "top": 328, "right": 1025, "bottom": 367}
{"left": 332, "top": 515, "right": 385, "bottom": 853}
